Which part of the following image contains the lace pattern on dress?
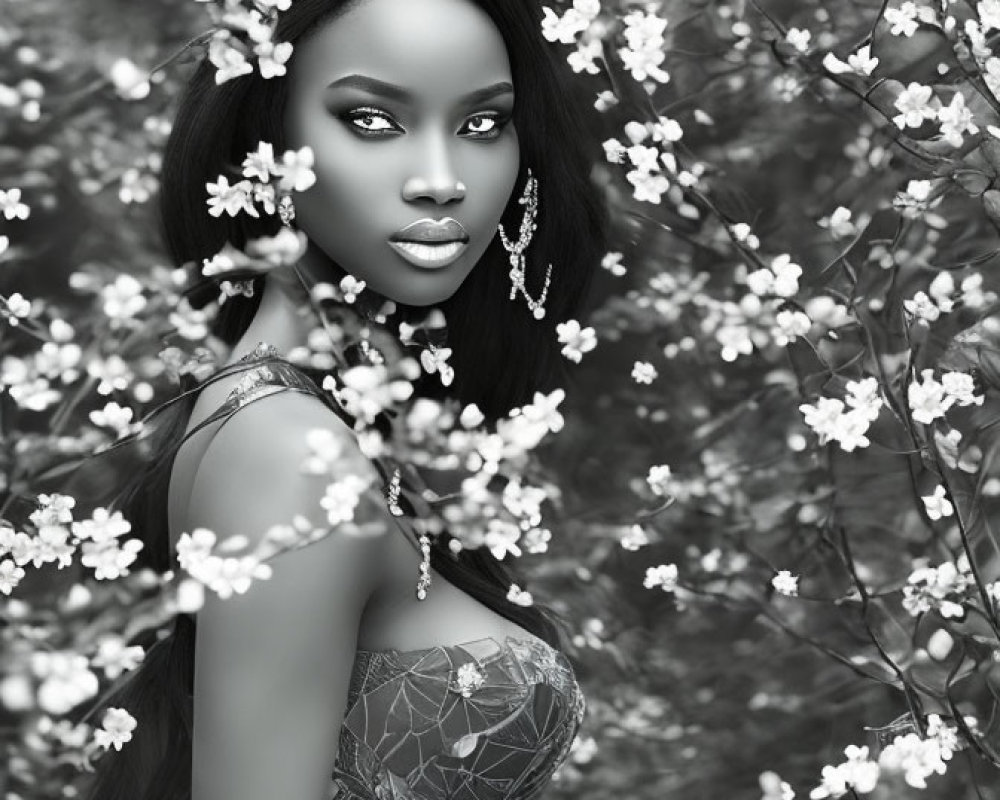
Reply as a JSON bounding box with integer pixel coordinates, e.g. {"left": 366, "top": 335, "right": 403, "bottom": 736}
{"left": 328, "top": 636, "right": 586, "bottom": 800}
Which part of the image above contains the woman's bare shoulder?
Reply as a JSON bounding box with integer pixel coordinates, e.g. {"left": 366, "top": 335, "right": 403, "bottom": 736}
{"left": 183, "top": 388, "right": 387, "bottom": 800}
{"left": 182, "top": 387, "right": 390, "bottom": 582}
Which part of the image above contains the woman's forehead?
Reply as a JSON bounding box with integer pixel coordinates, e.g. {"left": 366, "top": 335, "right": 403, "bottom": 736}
{"left": 292, "top": 0, "right": 513, "bottom": 97}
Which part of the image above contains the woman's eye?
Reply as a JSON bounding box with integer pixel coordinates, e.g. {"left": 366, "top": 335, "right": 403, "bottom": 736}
{"left": 345, "top": 109, "right": 399, "bottom": 135}
{"left": 464, "top": 114, "right": 504, "bottom": 138}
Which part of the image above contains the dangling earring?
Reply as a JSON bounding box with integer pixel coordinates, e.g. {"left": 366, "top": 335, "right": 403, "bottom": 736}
{"left": 386, "top": 466, "right": 432, "bottom": 600}
{"left": 278, "top": 194, "right": 296, "bottom": 227}
{"left": 498, "top": 168, "right": 553, "bottom": 321}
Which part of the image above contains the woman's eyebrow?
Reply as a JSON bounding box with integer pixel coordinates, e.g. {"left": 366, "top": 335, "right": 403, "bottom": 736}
{"left": 325, "top": 74, "right": 514, "bottom": 105}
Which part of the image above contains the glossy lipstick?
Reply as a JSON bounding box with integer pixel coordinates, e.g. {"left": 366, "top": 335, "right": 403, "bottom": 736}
{"left": 389, "top": 218, "right": 469, "bottom": 269}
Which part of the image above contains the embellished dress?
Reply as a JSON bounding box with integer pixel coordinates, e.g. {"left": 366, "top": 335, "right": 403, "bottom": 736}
{"left": 174, "top": 349, "right": 586, "bottom": 800}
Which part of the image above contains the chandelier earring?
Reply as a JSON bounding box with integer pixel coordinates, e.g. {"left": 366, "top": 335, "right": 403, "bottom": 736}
{"left": 278, "top": 193, "right": 296, "bottom": 227}
{"left": 497, "top": 168, "right": 553, "bottom": 321}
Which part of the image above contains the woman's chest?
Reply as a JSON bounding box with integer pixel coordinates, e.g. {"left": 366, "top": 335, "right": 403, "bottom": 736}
{"left": 356, "top": 515, "right": 544, "bottom": 654}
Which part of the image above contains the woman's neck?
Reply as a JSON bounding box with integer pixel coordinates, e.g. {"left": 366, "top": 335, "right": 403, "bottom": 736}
{"left": 227, "top": 242, "right": 394, "bottom": 366}
{"left": 226, "top": 271, "right": 312, "bottom": 364}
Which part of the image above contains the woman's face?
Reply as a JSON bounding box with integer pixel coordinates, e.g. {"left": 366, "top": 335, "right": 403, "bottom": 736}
{"left": 284, "top": 0, "right": 520, "bottom": 306}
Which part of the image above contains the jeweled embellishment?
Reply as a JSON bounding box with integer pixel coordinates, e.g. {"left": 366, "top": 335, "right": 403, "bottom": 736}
{"left": 452, "top": 662, "right": 486, "bottom": 698}
{"left": 386, "top": 467, "right": 404, "bottom": 517}
{"left": 235, "top": 365, "right": 273, "bottom": 394}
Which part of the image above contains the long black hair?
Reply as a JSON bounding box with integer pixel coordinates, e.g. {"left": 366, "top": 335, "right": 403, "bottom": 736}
{"left": 83, "top": 1, "right": 605, "bottom": 798}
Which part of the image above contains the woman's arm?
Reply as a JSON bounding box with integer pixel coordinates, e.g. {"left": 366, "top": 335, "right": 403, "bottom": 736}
{"left": 182, "top": 391, "right": 387, "bottom": 800}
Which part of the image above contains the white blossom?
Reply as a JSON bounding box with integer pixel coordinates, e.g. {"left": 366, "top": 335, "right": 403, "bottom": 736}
{"left": 937, "top": 92, "right": 978, "bottom": 147}
{"left": 773, "top": 309, "right": 812, "bottom": 345}
{"left": 507, "top": 583, "right": 534, "bottom": 606}
{"left": 885, "top": 3, "right": 924, "bottom": 37}
{"left": 4, "top": 292, "right": 32, "bottom": 325}
{"left": 275, "top": 146, "right": 317, "bottom": 193}
{"left": 206, "top": 175, "right": 258, "bottom": 218}
{"left": 254, "top": 40, "right": 293, "bottom": 79}
{"left": 772, "top": 570, "right": 799, "bottom": 597}
{"left": 0, "top": 558, "right": 25, "bottom": 595}
{"left": 785, "top": 28, "right": 811, "bottom": 53}
{"left": 94, "top": 707, "right": 137, "bottom": 752}
{"left": 941, "top": 372, "right": 984, "bottom": 407}
{"left": 90, "top": 637, "right": 144, "bottom": 680}
{"left": 908, "top": 369, "right": 952, "bottom": 424}
{"left": 242, "top": 140, "right": 277, "bottom": 182}
{"left": 89, "top": 402, "right": 136, "bottom": 437}
{"left": 321, "top": 475, "right": 370, "bottom": 526}
{"left": 108, "top": 57, "right": 150, "bottom": 100}
{"left": 81, "top": 538, "right": 144, "bottom": 581}
{"left": 619, "top": 11, "right": 671, "bottom": 84}
{"left": 823, "top": 45, "right": 879, "bottom": 76}
{"left": 746, "top": 254, "right": 802, "bottom": 298}
{"left": 980, "top": 0, "right": 1000, "bottom": 33}
{"left": 879, "top": 715, "right": 960, "bottom": 788}
{"left": 921, "top": 485, "right": 954, "bottom": 521}
{"left": 208, "top": 35, "right": 253, "bottom": 84}
{"left": 893, "top": 82, "right": 937, "bottom": 129}
{"left": 620, "top": 524, "right": 650, "bottom": 551}
{"left": 601, "top": 251, "right": 627, "bottom": 276}
{"left": 903, "top": 560, "right": 970, "bottom": 618}
{"left": 31, "top": 651, "right": 99, "bottom": 715}
{"left": 568, "top": 39, "right": 602, "bottom": 75}
{"left": 809, "top": 744, "right": 880, "bottom": 798}
{"left": 644, "top": 563, "right": 678, "bottom": 591}
{"left": 0, "top": 187, "right": 30, "bottom": 220}
{"left": 72, "top": 508, "right": 131, "bottom": 544}
{"left": 903, "top": 290, "right": 944, "bottom": 322}
{"left": 632, "top": 360, "right": 658, "bottom": 384}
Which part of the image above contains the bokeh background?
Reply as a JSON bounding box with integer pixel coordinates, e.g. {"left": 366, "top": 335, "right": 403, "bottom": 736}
{"left": 3, "top": 0, "right": 1000, "bottom": 798}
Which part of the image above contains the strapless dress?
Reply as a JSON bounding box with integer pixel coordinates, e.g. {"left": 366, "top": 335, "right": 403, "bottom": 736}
{"left": 329, "top": 635, "right": 585, "bottom": 799}
{"left": 180, "top": 351, "right": 587, "bottom": 799}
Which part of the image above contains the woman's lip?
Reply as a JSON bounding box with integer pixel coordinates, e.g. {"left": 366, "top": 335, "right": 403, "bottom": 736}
{"left": 391, "top": 217, "right": 468, "bottom": 243}
{"left": 388, "top": 239, "right": 469, "bottom": 269}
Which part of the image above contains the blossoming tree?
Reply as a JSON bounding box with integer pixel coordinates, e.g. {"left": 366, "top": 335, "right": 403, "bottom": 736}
{"left": 4, "top": 1, "right": 1000, "bottom": 799}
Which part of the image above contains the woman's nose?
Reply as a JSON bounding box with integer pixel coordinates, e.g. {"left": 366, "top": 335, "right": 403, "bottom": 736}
{"left": 402, "top": 176, "right": 467, "bottom": 204}
{"left": 401, "top": 133, "right": 467, "bottom": 205}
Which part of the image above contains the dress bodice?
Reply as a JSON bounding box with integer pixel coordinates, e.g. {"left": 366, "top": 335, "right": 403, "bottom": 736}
{"left": 175, "top": 349, "right": 586, "bottom": 799}
{"left": 331, "top": 636, "right": 585, "bottom": 799}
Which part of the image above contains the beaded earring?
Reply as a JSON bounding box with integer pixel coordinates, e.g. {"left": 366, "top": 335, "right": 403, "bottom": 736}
{"left": 497, "top": 169, "right": 553, "bottom": 320}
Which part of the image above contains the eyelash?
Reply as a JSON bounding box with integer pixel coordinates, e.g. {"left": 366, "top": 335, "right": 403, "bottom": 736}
{"left": 342, "top": 106, "right": 509, "bottom": 139}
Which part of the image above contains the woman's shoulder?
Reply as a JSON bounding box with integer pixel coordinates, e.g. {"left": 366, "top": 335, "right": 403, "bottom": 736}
{"left": 173, "top": 366, "right": 390, "bottom": 578}
{"left": 190, "top": 380, "right": 378, "bottom": 510}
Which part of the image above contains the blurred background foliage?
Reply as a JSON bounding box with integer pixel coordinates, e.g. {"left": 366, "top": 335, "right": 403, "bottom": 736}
{"left": 4, "top": 0, "right": 1000, "bottom": 798}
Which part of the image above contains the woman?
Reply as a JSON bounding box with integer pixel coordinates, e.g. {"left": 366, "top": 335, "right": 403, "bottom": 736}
{"left": 83, "top": 0, "right": 605, "bottom": 797}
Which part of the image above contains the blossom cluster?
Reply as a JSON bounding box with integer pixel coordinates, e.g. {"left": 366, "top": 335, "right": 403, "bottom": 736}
{"left": 206, "top": 140, "right": 316, "bottom": 220}
{"left": 541, "top": 3, "right": 671, "bottom": 86}
{"left": 799, "top": 376, "right": 885, "bottom": 453}
{"left": 908, "top": 369, "right": 984, "bottom": 425}
{"left": 196, "top": 0, "right": 294, "bottom": 85}
{"left": 175, "top": 528, "right": 275, "bottom": 602}
{"left": 415, "top": 389, "right": 567, "bottom": 556}
{"left": 901, "top": 557, "right": 973, "bottom": 618}
{"left": 0, "top": 497, "right": 146, "bottom": 593}
{"left": 809, "top": 714, "right": 969, "bottom": 798}
{"left": 880, "top": 714, "right": 972, "bottom": 789}
{"left": 617, "top": 10, "right": 671, "bottom": 84}
{"left": 541, "top": 0, "right": 601, "bottom": 46}
{"left": 602, "top": 116, "right": 688, "bottom": 205}
{"left": 809, "top": 744, "right": 880, "bottom": 799}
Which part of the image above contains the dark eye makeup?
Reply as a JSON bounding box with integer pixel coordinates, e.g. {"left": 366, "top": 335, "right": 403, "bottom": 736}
{"left": 339, "top": 106, "right": 511, "bottom": 139}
